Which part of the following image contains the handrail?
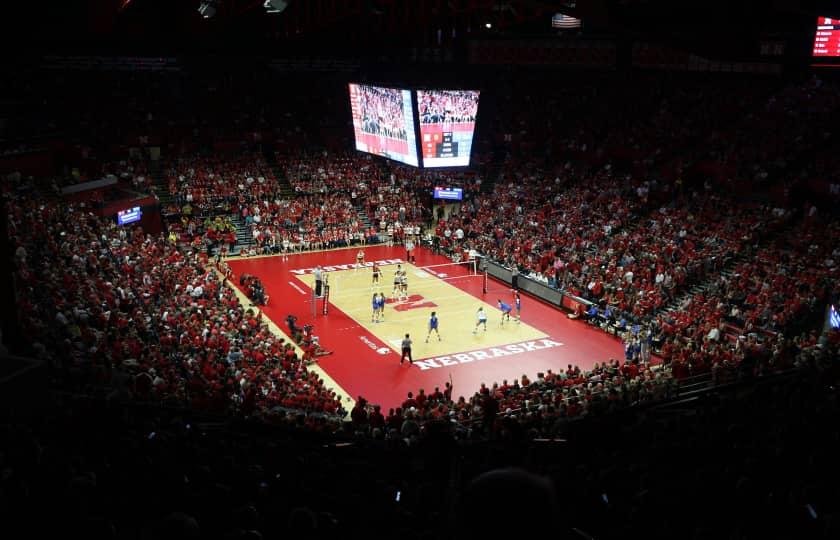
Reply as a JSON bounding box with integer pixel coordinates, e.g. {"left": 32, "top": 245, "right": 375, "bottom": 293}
{"left": 0, "top": 354, "right": 45, "bottom": 384}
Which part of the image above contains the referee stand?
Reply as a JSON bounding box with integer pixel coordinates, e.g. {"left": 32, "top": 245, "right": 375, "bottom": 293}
{"left": 311, "top": 274, "right": 330, "bottom": 317}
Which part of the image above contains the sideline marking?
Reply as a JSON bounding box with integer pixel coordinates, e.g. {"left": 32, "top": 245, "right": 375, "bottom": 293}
{"left": 288, "top": 281, "right": 307, "bottom": 295}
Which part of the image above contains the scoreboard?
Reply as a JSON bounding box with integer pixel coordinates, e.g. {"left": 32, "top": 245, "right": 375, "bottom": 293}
{"left": 425, "top": 132, "right": 459, "bottom": 159}
{"left": 418, "top": 89, "right": 479, "bottom": 167}
{"left": 814, "top": 16, "right": 840, "bottom": 57}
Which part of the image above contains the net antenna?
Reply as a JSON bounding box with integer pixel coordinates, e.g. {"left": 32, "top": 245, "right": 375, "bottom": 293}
{"left": 322, "top": 274, "right": 330, "bottom": 315}
{"left": 480, "top": 256, "right": 488, "bottom": 294}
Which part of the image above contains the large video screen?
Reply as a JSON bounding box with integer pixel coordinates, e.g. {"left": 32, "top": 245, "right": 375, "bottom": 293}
{"left": 349, "top": 83, "right": 419, "bottom": 167}
{"left": 814, "top": 16, "right": 840, "bottom": 57}
{"left": 418, "top": 89, "right": 480, "bottom": 167}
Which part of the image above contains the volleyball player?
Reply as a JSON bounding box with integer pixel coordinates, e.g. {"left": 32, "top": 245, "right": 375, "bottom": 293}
{"left": 498, "top": 299, "right": 513, "bottom": 325}
{"left": 282, "top": 236, "right": 290, "bottom": 261}
{"left": 426, "top": 311, "right": 441, "bottom": 342}
{"left": 473, "top": 307, "right": 488, "bottom": 333}
{"left": 371, "top": 293, "right": 379, "bottom": 323}
{"left": 356, "top": 249, "right": 365, "bottom": 271}
{"left": 399, "top": 269, "right": 408, "bottom": 300}
{"left": 377, "top": 292, "right": 386, "bottom": 321}
{"left": 372, "top": 262, "right": 381, "bottom": 286}
{"left": 392, "top": 265, "right": 402, "bottom": 299}
{"left": 514, "top": 291, "right": 521, "bottom": 323}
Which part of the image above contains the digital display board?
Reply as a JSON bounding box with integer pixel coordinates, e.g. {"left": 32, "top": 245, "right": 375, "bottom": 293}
{"left": 418, "top": 89, "right": 480, "bottom": 167}
{"left": 433, "top": 187, "right": 464, "bottom": 201}
{"left": 814, "top": 16, "right": 840, "bottom": 57}
{"left": 117, "top": 206, "right": 142, "bottom": 225}
{"left": 349, "top": 83, "right": 419, "bottom": 167}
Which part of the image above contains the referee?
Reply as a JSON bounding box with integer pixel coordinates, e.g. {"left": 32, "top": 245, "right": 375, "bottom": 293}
{"left": 400, "top": 333, "right": 413, "bottom": 365}
{"left": 314, "top": 266, "right": 323, "bottom": 297}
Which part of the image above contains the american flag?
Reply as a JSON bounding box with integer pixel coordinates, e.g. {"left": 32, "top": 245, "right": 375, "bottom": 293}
{"left": 552, "top": 13, "right": 582, "bottom": 29}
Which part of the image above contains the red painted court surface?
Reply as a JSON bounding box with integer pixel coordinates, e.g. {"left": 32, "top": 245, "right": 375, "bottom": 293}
{"left": 228, "top": 246, "right": 627, "bottom": 410}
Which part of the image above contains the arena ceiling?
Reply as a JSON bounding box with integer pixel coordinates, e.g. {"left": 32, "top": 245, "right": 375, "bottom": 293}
{"left": 5, "top": 0, "right": 840, "bottom": 58}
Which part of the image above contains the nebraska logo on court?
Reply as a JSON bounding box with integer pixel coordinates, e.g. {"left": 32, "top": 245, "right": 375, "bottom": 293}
{"left": 413, "top": 339, "right": 563, "bottom": 371}
{"left": 385, "top": 294, "right": 437, "bottom": 311}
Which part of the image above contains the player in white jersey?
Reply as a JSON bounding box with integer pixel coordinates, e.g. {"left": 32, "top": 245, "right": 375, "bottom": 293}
{"left": 392, "top": 265, "right": 403, "bottom": 299}
{"left": 473, "top": 307, "right": 488, "bottom": 333}
{"left": 282, "top": 237, "right": 290, "bottom": 260}
{"left": 399, "top": 271, "right": 408, "bottom": 300}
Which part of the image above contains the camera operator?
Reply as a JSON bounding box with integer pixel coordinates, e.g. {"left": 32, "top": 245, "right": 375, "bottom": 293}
{"left": 286, "top": 314, "right": 301, "bottom": 339}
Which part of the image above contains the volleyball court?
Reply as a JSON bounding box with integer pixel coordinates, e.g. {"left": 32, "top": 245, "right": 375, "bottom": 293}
{"left": 297, "top": 256, "right": 547, "bottom": 359}
{"left": 227, "top": 245, "right": 626, "bottom": 409}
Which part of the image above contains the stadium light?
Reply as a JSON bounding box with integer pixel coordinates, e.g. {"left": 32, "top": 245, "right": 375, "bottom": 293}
{"left": 263, "top": 0, "right": 288, "bottom": 14}
{"left": 198, "top": 0, "right": 217, "bottom": 19}
{"left": 485, "top": 22, "right": 492, "bottom": 29}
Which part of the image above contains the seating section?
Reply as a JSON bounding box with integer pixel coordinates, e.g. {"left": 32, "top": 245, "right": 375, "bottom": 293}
{"left": 6, "top": 189, "right": 345, "bottom": 417}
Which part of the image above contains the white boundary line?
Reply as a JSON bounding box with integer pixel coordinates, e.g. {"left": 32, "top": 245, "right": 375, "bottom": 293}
{"left": 288, "top": 281, "right": 307, "bottom": 295}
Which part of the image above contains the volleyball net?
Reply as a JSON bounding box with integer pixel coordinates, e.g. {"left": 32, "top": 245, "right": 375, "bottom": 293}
{"left": 328, "top": 259, "right": 479, "bottom": 298}
{"left": 312, "top": 258, "right": 517, "bottom": 315}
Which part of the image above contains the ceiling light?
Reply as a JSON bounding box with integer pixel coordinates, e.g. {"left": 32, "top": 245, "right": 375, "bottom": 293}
{"left": 198, "top": 1, "right": 217, "bottom": 19}
{"left": 264, "top": 0, "right": 288, "bottom": 14}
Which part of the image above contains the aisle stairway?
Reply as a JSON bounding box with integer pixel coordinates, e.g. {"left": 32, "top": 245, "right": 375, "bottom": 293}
{"left": 355, "top": 204, "right": 374, "bottom": 231}
{"left": 263, "top": 145, "right": 296, "bottom": 199}
{"left": 230, "top": 214, "right": 254, "bottom": 254}
{"left": 657, "top": 212, "right": 799, "bottom": 347}
{"left": 270, "top": 164, "right": 295, "bottom": 199}
{"left": 148, "top": 161, "right": 175, "bottom": 211}
{"left": 480, "top": 159, "right": 503, "bottom": 194}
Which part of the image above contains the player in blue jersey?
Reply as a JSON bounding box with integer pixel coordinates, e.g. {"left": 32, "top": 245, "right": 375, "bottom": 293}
{"left": 376, "top": 292, "right": 386, "bottom": 322}
{"left": 426, "top": 311, "right": 441, "bottom": 342}
{"left": 473, "top": 307, "right": 487, "bottom": 333}
{"left": 514, "top": 291, "right": 521, "bottom": 323}
{"left": 498, "top": 299, "right": 513, "bottom": 325}
{"left": 371, "top": 293, "right": 379, "bottom": 323}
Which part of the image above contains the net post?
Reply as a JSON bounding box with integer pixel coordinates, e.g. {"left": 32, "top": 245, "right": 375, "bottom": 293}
{"left": 311, "top": 288, "right": 316, "bottom": 319}
{"left": 482, "top": 257, "right": 488, "bottom": 294}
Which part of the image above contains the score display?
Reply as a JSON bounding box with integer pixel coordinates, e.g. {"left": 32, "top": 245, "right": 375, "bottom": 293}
{"left": 349, "top": 83, "right": 419, "bottom": 167}
{"left": 813, "top": 16, "right": 840, "bottom": 57}
{"left": 433, "top": 187, "right": 463, "bottom": 201}
{"left": 418, "top": 89, "right": 480, "bottom": 167}
{"left": 117, "top": 206, "right": 142, "bottom": 225}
